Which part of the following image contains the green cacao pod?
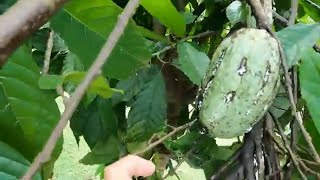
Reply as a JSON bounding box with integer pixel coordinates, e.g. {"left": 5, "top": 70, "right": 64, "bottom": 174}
{"left": 198, "top": 28, "right": 281, "bottom": 138}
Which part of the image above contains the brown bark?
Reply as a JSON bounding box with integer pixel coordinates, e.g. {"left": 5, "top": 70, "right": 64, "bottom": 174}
{"left": 0, "top": 0, "right": 68, "bottom": 67}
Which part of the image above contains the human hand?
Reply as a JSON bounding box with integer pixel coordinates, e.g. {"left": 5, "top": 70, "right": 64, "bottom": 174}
{"left": 104, "top": 155, "right": 156, "bottom": 180}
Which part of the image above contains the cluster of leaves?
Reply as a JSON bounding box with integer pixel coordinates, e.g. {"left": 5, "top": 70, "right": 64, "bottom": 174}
{"left": 0, "top": 0, "right": 320, "bottom": 179}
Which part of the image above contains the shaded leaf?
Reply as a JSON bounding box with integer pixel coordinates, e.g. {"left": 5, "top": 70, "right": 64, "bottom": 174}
{"left": 80, "top": 136, "right": 120, "bottom": 165}
{"left": 51, "top": 0, "right": 151, "bottom": 80}
{"left": 112, "top": 66, "right": 158, "bottom": 105}
{"left": 70, "top": 98, "right": 118, "bottom": 149}
{"left": 140, "top": 0, "right": 186, "bottom": 36}
{"left": 0, "top": 141, "right": 42, "bottom": 180}
{"left": 175, "top": 42, "right": 210, "bottom": 85}
{"left": 126, "top": 71, "right": 167, "bottom": 141}
{"left": 299, "top": 48, "right": 320, "bottom": 133}
{"left": 277, "top": 23, "right": 320, "bottom": 67}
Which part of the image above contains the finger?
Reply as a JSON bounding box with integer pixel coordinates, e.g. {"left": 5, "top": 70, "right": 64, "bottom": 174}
{"left": 104, "top": 155, "right": 155, "bottom": 180}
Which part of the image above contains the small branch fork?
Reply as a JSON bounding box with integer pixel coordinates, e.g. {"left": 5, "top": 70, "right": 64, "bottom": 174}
{"left": 22, "top": 0, "right": 141, "bottom": 179}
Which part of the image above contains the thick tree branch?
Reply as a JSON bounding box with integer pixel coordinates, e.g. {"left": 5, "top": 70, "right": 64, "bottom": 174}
{"left": 0, "top": 0, "right": 68, "bottom": 67}
{"left": 22, "top": 0, "right": 141, "bottom": 179}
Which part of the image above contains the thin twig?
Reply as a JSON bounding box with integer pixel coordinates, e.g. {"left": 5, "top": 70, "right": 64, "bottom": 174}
{"left": 180, "top": 30, "right": 215, "bottom": 42}
{"left": 151, "top": 31, "right": 215, "bottom": 57}
{"left": 42, "top": 30, "right": 54, "bottom": 75}
{"left": 288, "top": 0, "right": 298, "bottom": 25}
{"left": 210, "top": 148, "right": 242, "bottom": 180}
{"left": 22, "top": 0, "right": 141, "bottom": 179}
{"left": 300, "top": 158, "right": 320, "bottom": 166}
{"left": 272, "top": 11, "right": 289, "bottom": 25}
{"left": 270, "top": 113, "right": 307, "bottom": 180}
{"left": 305, "top": 0, "right": 320, "bottom": 9}
{"left": 298, "top": 159, "right": 320, "bottom": 177}
{"left": 163, "top": 146, "right": 196, "bottom": 179}
{"left": 134, "top": 119, "right": 197, "bottom": 156}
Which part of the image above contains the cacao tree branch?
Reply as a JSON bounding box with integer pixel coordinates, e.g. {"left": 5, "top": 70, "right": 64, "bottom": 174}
{"left": 270, "top": 113, "right": 307, "bottom": 180}
{"left": 162, "top": 146, "right": 196, "bottom": 179}
{"left": 288, "top": 0, "right": 298, "bottom": 25}
{"left": 272, "top": 11, "right": 289, "bottom": 25}
{"left": 249, "top": 0, "right": 320, "bottom": 164}
{"left": 22, "top": 0, "right": 141, "bottom": 179}
{"left": 133, "top": 119, "right": 197, "bottom": 156}
{"left": 0, "top": 0, "right": 68, "bottom": 67}
{"left": 152, "top": 31, "right": 215, "bottom": 57}
{"left": 210, "top": 148, "right": 242, "bottom": 180}
{"left": 42, "top": 30, "right": 54, "bottom": 75}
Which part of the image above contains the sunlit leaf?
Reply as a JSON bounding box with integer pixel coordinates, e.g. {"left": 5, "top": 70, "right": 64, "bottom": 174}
{"left": 140, "top": 0, "right": 186, "bottom": 36}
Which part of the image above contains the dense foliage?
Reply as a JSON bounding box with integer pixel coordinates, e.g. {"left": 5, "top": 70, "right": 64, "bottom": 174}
{"left": 0, "top": 0, "right": 320, "bottom": 179}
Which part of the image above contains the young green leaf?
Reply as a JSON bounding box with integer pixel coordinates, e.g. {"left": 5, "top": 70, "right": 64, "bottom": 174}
{"left": 51, "top": 0, "right": 151, "bottom": 80}
{"left": 277, "top": 23, "right": 320, "bottom": 67}
{"left": 299, "top": 49, "right": 320, "bottom": 133}
{"left": 126, "top": 71, "right": 167, "bottom": 142}
{"left": 175, "top": 42, "right": 210, "bottom": 85}
{"left": 38, "top": 71, "right": 122, "bottom": 98}
{"left": 140, "top": 0, "right": 186, "bottom": 36}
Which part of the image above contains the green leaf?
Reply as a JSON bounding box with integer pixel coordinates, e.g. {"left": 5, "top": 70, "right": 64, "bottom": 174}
{"left": 0, "top": 46, "right": 62, "bottom": 175}
{"left": 175, "top": 42, "right": 210, "bottom": 85}
{"left": 299, "top": 49, "right": 320, "bottom": 133}
{"left": 0, "top": 141, "right": 42, "bottom": 180}
{"left": 300, "top": 0, "right": 320, "bottom": 21}
{"left": 277, "top": 23, "right": 320, "bottom": 67}
{"left": 70, "top": 98, "right": 118, "bottom": 149}
{"left": 80, "top": 136, "right": 120, "bottom": 165}
{"left": 51, "top": 0, "right": 151, "bottom": 80}
{"left": 140, "top": 0, "right": 186, "bottom": 36}
{"left": 126, "top": 71, "right": 167, "bottom": 142}
{"left": 64, "top": 71, "right": 122, "bottom": 98}
{"left": 269, "top": 85, "right": 291, "bottom": 119}
{"left": 38, "top": 75, "right": 64, "bottom": 89}
{"left": 135, "top": 26, "right": 170, "bottom": 43}
{"left": 226, "top": 0, "right": 250, "bottom": 26}
{"left": 112, "top": 66, "right": 158, "bottom": 105}
{"left": 38, "top": 71, "right": 122, "bottom": 98}
{"left": 181, "top": 12, "right": 197, "bottom": 24}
